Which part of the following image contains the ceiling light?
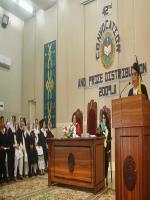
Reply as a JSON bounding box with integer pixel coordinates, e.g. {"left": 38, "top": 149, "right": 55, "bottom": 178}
{"left": 11, "top": 0, "right": 33, "bottom": 14}
{"left": 18, "top": 0, "right": 33, "bottom": 14}
{"left": 12, "top": 0, "right": 18, "bottom": 3}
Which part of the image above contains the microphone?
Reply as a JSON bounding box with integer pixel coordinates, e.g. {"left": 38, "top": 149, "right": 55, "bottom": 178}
{"left": 120, "top": 82, "right": 131, "bottom": 98}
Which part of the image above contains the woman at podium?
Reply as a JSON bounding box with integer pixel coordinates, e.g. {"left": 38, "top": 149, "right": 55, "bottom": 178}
{"left": 128, "top": 62, "right": 148, "bottom": 99}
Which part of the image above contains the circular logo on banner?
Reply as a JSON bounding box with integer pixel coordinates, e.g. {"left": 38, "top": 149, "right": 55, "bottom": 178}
{"left": 101, "top": 32, "right": 115, "bottom": 69}
{"left": 96, "top": 20, "right": 121, "bottom": 69}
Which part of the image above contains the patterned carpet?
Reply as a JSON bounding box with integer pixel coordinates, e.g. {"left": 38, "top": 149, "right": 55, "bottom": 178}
{"left": 0, "top": 175, "right": 115, "bottom": 200}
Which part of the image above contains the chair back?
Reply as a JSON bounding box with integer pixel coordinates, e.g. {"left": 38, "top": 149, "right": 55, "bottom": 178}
{"left": 99, "top": 105, "right": 111, "bottom": 131}
{"left": 72, "top": 109, "right": 83, "bottom": 133}
{"left": 87, "top": 100, "right": 97, "bottom": 135}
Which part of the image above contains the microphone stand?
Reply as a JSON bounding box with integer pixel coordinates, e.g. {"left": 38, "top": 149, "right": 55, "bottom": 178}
{"left": 120, "top": 82, "right": 131, "bottom": 98}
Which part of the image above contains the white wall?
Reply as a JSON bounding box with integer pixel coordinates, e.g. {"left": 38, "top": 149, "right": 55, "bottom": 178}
{"left": 22, "top": 5, "right": 57, "bottom": 120}
{"left": 57, "top": 0, "right": 85, "bottom": 125}
{"left": 0, "top": 7, "right": 24, "bottom": 119}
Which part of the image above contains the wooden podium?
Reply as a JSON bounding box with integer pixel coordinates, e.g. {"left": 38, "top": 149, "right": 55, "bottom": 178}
{"left": 112, "top": 95, "right": 150, "bottom": 200}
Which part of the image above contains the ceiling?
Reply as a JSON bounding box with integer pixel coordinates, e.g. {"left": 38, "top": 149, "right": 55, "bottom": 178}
{"left": 32, "top": 0, "right": 56, "bottom": 10}
{"left": 0, "top": 0, "right": 57, "bottom": 21}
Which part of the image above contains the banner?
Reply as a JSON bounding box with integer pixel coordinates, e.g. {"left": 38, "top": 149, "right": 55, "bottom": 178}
{"left": 96, "top": 0, "right": 121, "bottom": 69}
{"left": 44, "top": 41, "right": 56, "bottom": 128}
{"left": 78, "top": 62, "right": 147, "bottom": 98}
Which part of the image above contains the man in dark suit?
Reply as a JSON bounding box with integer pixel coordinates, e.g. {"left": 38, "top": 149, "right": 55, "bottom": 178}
{"left": 128, "top": 62, "right": 148, "bottom": 100}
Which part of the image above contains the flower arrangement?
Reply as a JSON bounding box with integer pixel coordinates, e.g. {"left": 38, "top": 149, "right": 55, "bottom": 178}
{"left": 62, "top": 123, "right": 76, "bottom": 138}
